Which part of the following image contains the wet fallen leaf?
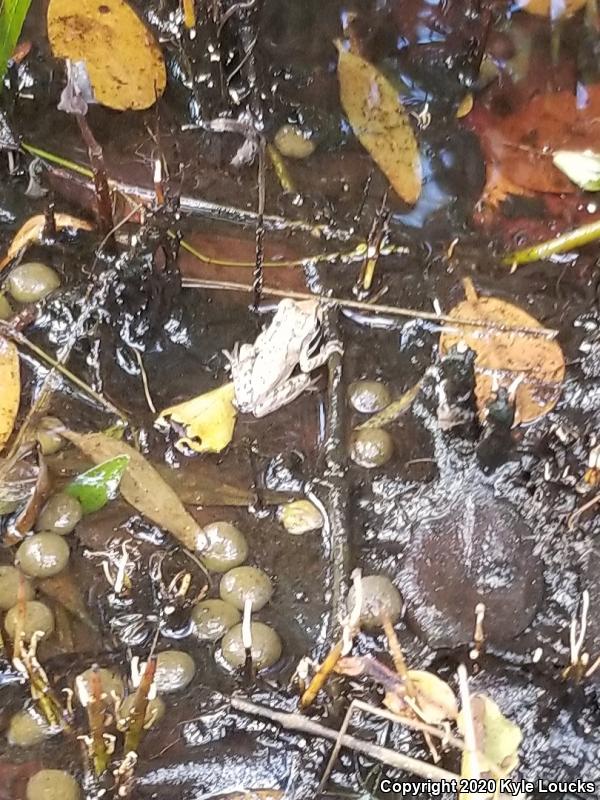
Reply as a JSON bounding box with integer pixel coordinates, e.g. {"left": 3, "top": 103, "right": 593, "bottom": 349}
{"left": 355, "top": 381, "right": 420, "bottom": 430}
{"left": 439, "top": 280, "right": 565, "bottom": 424}
{"left": 47, "top": 0, "right": 166, "bottom": 111}
{"left": 0, "top": 0, "right": 32, "bottom": 88}
{"left": 553, "top": 149, "right": 600, "bottom": 191}
{"left": 65, "top": 454, "right": 129, "bottom": 514}
{"left": 0, "top": 456, "right": 37, "bottom": 514}
{"left": 62, "top": 430, "right": 207, "bottom": 551}
{"left": 0, "top": 213, "right": 92, "bottom": 270}
{"left": 336, "top": 42, "right": 421, "bottom": 204}
{"left": 38, "top": 572, "right": 97, "bottom": 629}
{"left": 9, "top": 452, "right": 49, "bottom": 537}
{"left": 456, "top": 93, "right": 473, "bottom": 119}
{"left": 0, "top": 337, "right": 20, "bottom": 452}
{"left": 405, "top": 670, "right": 458, "bottom": 724}
{"left": 156, "top": 382, "right": 237, "bottom": 454}
{"left": 457, "top": 694, "right": 522, "bottom": 777}
{"left": 516, "top": 0, "right": 586, "bottom": 16}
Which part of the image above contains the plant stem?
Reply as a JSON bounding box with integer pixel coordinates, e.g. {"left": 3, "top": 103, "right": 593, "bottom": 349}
{"left": 124, "top": 655, "right": 156, "bottom": 754}
{"left": 503, "top": 218, "right": 600, "bottom": 266}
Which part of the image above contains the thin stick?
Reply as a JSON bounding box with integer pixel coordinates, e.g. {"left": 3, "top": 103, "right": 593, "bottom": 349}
{"left": 75, "top": 115, "right": 114, "bottom": 239}
{"left": 300, "top": 640, "right": 343, "bottom": 708}
{"left": 181, "top": 277, "right": 558, "bottom": 339}
{"left": 0, "top": 321, "right": 127, "bottom": 422}
{"left": 124, "top": 655, "right": 157, "bottom": 754}
{"left": 231, "top": 696, "right": 460, "bottom": 783}
{"left": 253, "top": 136, "right": 266, "bottom": 311}
{"left": 503, "top": 218, "right": 600, "bottom": 267}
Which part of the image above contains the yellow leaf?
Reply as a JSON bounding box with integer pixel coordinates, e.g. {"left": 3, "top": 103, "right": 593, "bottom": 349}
{"left": 47, "top": 0, "right": 166, "bottom": 111}
{"left": 157, "top": 382, "right": 237, "bottom": 454}
{"left": 336, "top": 42, "right": 422, "bottom": 205}
{"left": 0, "top": 337, "right": 19, "bottom": 452}
{"left": 457, "top": 694, "right": 522, "bottom": 778}
{"left": 406, "top": 670, "right": 459, "bottom": 724}
{"left": 0, "top": 213, "right": 92, "bottom": 270}
{"left": 439, "top": 279, "right": 565, "bottom": 424}
{"left": 456, "top": 93, "right": 474, "bottom": 119}
{"left": 516, "top": 0, "right": 586, "bottom": 17}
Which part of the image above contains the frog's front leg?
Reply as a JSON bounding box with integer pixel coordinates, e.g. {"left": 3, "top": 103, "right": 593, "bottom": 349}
{"left": 251, "top": 373, "right": 314, "bottom": 417}
{"left": 299, "top": 338, "right": 344, "bottom": 373}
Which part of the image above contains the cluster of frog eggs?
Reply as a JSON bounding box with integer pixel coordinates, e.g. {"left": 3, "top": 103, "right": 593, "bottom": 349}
{"left": 0, "top": 261, "right": 62, "bottom": 318}
{"left": 347, "top": 380, "right": 395, "bottom": 468}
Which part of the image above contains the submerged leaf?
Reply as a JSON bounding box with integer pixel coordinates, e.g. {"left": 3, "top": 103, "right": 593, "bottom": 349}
{"left": 457, "top": 694, "right": 522, "bottom": 777}
{"left": 516, "top": 0, "right": 586, "bottom": 17}
{"left": 0, "top": 213, "right": 92, "bottom": 270}
{"left": 62, "top": 430, "right": 207, "bottom": 552}
{"left": 439, "top": 280, "right": 565, "bottom": 424}
{"left": 0, "top": 337, "right": 20, "bottom": 452}
{"left": 47, "top": 0, "right": 166, "bottom": 111}
{"left": 336, "top": 42, "right": 421, "bottom": 204}
{"left": 65, "top": 455, "right": 129, "bottom": 514}
{"left": 553, "top": 149, "right": 600, "bottom": 191}
{"left": 156, "top": 382, "right": 237, "bottom": 454}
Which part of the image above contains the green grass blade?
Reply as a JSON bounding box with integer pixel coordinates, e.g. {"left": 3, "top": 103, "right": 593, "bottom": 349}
{"left": 0, "top": 0, "right": 32, "bottom": 88}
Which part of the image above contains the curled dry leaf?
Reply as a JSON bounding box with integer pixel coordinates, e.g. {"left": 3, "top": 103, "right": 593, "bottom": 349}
{"left": 516, "top": 0, "right": 586, "bottom": 16}
{"left": 439, "top": 280, "right": 565, "bottom": 424}
{"left": 458, "top": 694, "right": 522, "bottom": 777}
{"left": 156, "top": 382, "right": 237, "bottom": 454}
{"left": 0, "top": 213, "right": 92, "bottom": 270}
{"left": 47, "top": 0, "right": 166, "bottom": 111}
{"left": 62, "top": 430, "right": 207, "bottom": 552}
{"left": 0, "top": 337, "right": 20, "bottom": 452}
{"left": 336, "top": 41, "right": 421, "bottom": 205}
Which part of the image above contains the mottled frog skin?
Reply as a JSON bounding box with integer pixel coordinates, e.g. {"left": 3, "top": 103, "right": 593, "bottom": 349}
{"left": 225, "top": 298, "right": 343, "bottom": 417}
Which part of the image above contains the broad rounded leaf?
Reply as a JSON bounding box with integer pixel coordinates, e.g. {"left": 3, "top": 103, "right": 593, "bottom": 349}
{"left": 157, "top": 382, "right": 237, "bottom": 454}
{"left": 336, "top": 42, "right": 421, "bottom": 204}
{"left": 65, "top": 454, "right": 129, "bottom": 513}
{"left": 458, "top": 694, "right": 522, "bottom": 777}
{"left": 0, "top": 337, "right": 20, "bottom": 452}
{"left": 439, "top": 282, "right": 565, "bottom": 424}
{"left": 47, "top": 0, "right": 166, "bottom": 111}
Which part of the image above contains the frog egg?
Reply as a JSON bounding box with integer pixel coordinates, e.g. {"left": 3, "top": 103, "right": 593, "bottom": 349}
{"left": 221, "top": 621, "right": 282, "bottom": 670}
{"left": 0, "top": 294, "right": 12, "bottom": 320}
{"left": 7, "top": 263, "right": 61, "bottom": 304}
{"left": 8, "top": 707, "right": 57, "bottom": 746}
{"left": 26, "top": 770, "right": 80, "bottom": 800}
{"left": 117, "top": 694, "right": 165, "bottom": 729}
{"left": 16, "top": 532, "right": 70, "bottom": 578}
{"left": 348, "top": 380, "right": 391, "bottom": 414}
{"left": 350, "top": 428, "right": 393, "bottom": 468}
{"left": 219, "top": 566, "right": 273, "bottom": 611}
{"left": 0, "top": 565, "right": 34, "bottom": 610}
{"left": 5, "top": 600, "right": 55, "bottom": 640}
{"left": 201, "top": 521, "right": 249, "bottom": 572}
{"left": 279, "top": 499, "right": 323, "bottom": 535}
{"left": 190, "top": 599, "right": 241, "bottom": 641}
{"left": 75, "top": 667, "right": 124, "bottom": 706}
{"left": 347, "top": 575, "right": 402, "bottom": 630}
{"left": 36, "top": 493, "right": 82, "bottom": 535}
{"left": 274, "top": 124, "right": 316, "bottom": 159}
{"left": 154, "top": 650, "right": 196, "bottom": 693}
{"left": 35, "top": 417, "right": 65, "bottom": 456}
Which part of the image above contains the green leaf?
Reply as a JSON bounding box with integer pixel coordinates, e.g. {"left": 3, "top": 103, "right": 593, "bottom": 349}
{"left": 0, "top": 0, "right": 32, "bottom": 89}
{"left": 65, "top": 455, "right": 129, "bottom": 514}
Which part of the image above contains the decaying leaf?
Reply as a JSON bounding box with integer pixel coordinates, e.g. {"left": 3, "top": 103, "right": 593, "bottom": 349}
{"left": 62, "top": 430, "right": 207, "bottom": 552}
{"left": 8, "top": 453, "right": 49, "bottom": 538}
{"left": 0, "top": 456, "right": 37, "bottom": 515}
{"left": 553, "top": 150, "right": 600, "bottom": 191}
{"left": 457, "top": 694, "right": 522, "bottom": 777}
{"left": 0, "top": 337, "right": 20, "bottom": 452}
{"left": 516, "top": 0, "right": 586, "bottom": 17}
{"left": 336, "top": 42, "right": 421, "bottom": 205}
{"left": 439, "top": 280, "right": 565, "bottom": 424}
{"left": 405, "top": 670, "right": 458, "bottom": 724}
{"left": 65, "top": 455, "right": 129, "bottom": 514}
{"left": 38, "top": 572, "right": 97, "bottom": 629}
{"left": 0, "top": 213, "right": 92, "bottom": 270}
{"left": 156, "top": 383, "right": 237, "bottom": 454}
{"left": 47, "top": 0, "right": 166, "bottom": 111}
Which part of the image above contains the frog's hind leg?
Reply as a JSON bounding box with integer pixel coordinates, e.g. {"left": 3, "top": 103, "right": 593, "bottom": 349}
{"left": 251, "top": 373, "right": 313, "bottom": 417}
{"left": 299, "top": 339, "right": 344, "bottom": 373}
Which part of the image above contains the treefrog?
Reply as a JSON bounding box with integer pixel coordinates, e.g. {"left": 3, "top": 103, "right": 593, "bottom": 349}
{"left": 224, "top": 298, "right": 343, "bottom": 417}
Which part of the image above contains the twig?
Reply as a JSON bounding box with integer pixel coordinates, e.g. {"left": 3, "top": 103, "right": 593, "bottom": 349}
{"left": 300, "top": 640, "right": 343, "bottom": 708}
{"left": 267, "top": 144, "right": 296, "bottom": 193}
{"left": 87, "top": 666, "right": 110, "bottom": 775}
{"left": 124, "top": 655, "right": 157, "bottom": 754}
{"left": 503, "top": 218, "right": 600, "bottom": 267}
{"left": 181, "top": 277, "right": 558, "bottom": 339}
{"left": 231, "top": 696, "right": 460, "bottom": 782}
{"left": 253, "top": 136, "right": 266, "bottom": 311}
{"left": 75, "top": 115, "right": 115, "bottom": 239}
{"left": 568, "top": 491, "right": 600, "bottom": 530}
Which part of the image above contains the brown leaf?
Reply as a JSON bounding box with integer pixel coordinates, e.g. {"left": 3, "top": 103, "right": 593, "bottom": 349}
{"left": 62, "top": 430, "right": 207, "bottom": 552}
{"left": 336, "top": 42, "right": 421, "bottom": 204}
{"left": 0, "top": 337, "right": 20, "bottom": 452}
{"left": 0, "top": 213, "right": 92, "bottom": 270}
{"left": 38, "top": 572, "right": 97, "bottom": 630}
{"left": 9, "top": 452, "right": 50, "bottom": 538}
{"left": 439, "top": 280, "right": 565, "bottom": 424}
